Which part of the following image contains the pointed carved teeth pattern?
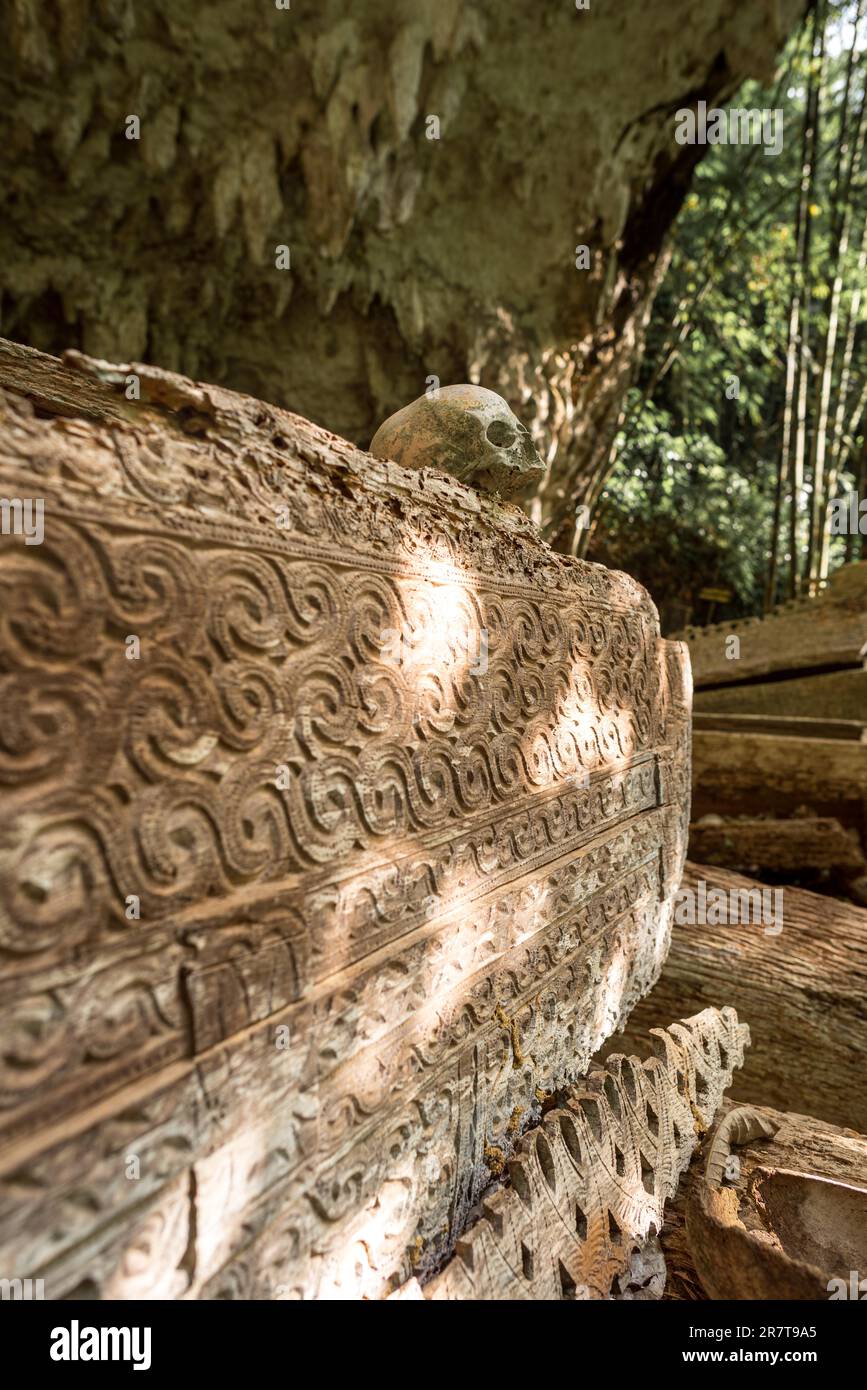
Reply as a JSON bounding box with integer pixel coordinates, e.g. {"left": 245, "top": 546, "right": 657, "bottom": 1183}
{"left": 419, "top": 1007, "right": 749, "bottom": 1300}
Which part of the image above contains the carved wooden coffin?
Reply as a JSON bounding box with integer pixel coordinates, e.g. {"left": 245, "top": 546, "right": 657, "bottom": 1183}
{"left": 396, "top": 1007, "right": 749, "bottom": 1300}
{"left": 0, "top": 340, "right": 691, "bottom": 1300}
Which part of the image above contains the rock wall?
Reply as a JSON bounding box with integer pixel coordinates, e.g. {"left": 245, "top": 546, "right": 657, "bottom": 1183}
{"left": 0, "top": 0, "right": 806, "bottom": 548}
{"left": 0, "top": 338, "right": 690, "bottom": 1299}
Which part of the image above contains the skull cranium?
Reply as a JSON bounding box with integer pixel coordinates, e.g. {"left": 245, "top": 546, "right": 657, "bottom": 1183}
{"left": 369, "top": 384, "right": 546, "bottom": 497}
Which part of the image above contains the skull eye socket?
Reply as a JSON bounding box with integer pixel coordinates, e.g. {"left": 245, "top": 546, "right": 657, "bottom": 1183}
{"left": 486, "top": 419, "right": 517, "bottom": 448}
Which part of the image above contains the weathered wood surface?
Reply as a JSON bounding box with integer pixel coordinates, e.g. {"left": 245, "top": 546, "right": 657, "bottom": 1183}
{"left": 692, "top": 729, "right": 867, "bottom": 882}
{"left": 605, "top": 863, "right": 867, "bottom": 1134}
{"left": 656, "top": 1186, "right": 708, "bottom": 1300}
{"left": 689, "top": 817, "right": 866, "bottom": 876}
{"left": 397, "top": 1008, "right": 748, "bottom": 1300}
{"left": 693, "top": 729, "right": 867, "bottom": 811}
{"left": 674, "top": 561, "right": 867, "bottom": 688}
{"left": 684, "top": 1101, "right": 867, "bottom": 1300}
{"left": 693, "top": 712, "right": 867, "bottom": 741}
{"left": 694, "top": 664, "right": 867, "bottom": 721}
{"left": 691, "top": 719, "right": 867, "bottom": 898}
{"left": 0, "top": 339, "right": 691, "bottom": 1299}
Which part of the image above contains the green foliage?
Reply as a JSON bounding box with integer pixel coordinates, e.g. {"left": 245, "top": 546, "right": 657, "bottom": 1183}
{"left": 591, "top": 403, "right": 774, "bottom": 628}
{"left": 590, "top": 0, "right": 867, "bottom": 627}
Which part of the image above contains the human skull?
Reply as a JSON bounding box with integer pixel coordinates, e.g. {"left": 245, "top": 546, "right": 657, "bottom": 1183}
{"left": 369, "top": 384, "right": 546, "bottom": 497}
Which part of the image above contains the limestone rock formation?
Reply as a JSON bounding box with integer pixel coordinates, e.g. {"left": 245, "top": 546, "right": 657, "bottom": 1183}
{"left": 0, "top": 0, "right": 807, "bottom": 550}
{"left": 0, "top": 337, "right": 690, "bottom": 1300}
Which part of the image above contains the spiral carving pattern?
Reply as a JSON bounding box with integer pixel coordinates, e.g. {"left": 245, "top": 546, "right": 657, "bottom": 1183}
{"left": 0, "top": 355, "right": 690, "bottom": 1300}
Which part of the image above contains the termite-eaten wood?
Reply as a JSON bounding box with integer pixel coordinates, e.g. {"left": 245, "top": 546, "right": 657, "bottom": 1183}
{"left": 0, "top": 338, "right": 691, "bottom": 1300}
{"left": 394, "top": 1007, "right": 749, "bottom": 1300}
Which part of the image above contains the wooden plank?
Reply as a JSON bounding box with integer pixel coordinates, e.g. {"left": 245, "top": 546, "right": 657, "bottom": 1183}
{"left": 605, "top": 863, "right": 867, "bottom": 1132}
{"left": 688, "top": 817, "right": 867, "bottom": 875}
{"left": 693, "top": 712, "right": 867, "bottom": 741}
{"left": 674, "top": 561, "right": 867, "bottom": 688}
{"left": 692, "top": 729, "right": 867, "bottom": 822}
{"left": 694, "top": 665, "right": 867, "bottom": 721}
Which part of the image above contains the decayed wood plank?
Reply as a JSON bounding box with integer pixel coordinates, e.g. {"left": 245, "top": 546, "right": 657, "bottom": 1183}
{"left": 0, "top": 338, "right": 691, "bottom": 1299}
{"left": 674, "top": 561, "right": 867, "bottom": 688}
{"left": 694, "top": 664, "right": 867, "bottom": 721}
{"left": 693, "top": 712, "right": 867, "bottom": 741}
{"left": 656, "top": 1189, "right": 708, "bottom": 1300}
{"left": 688, "top": 817, "right": 867, "bottom": 874}
{"left": 684, "top": 1101, "right": 867, "bottom": 1301}
{"left": 398, "top": 1007, "right": 749, "bottom": 1300}
{"left": 692, "top": 729, "right": 867, "bottom": 822}
{"left": 605, "top": 863, "right": 867, "bottom": 1133}
{"left": 0, "top": 339, "right": 136, "bottom": 424}
{"left": 692, "top": 723, "right": 867, "bottom": 895}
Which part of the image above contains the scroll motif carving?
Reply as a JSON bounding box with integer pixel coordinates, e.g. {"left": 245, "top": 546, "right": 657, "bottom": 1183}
{"left": 0, "top": 341, "right": 691, "bottom": 1299}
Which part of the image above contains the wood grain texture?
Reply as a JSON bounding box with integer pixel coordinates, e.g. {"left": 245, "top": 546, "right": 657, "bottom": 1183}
{"left": 693, "top": 729, "right": 867, "bottom": 811}
{"left": 688, "top": 817, "right": 866, "bottom": 874}
{"left": 674, "top": 561, "right": 867, "bottom": 688}
{"left": 690, "top": 708, "right": 867, "bottom": 896}
{"left": 411, "top": 1007, "right": 749, "bottom": 1300}
{"left": 693, "top": 712, "right": 867, "bottom": 741}
{"left": 694, "top": 665, "right": 867, "bottom": 721}
{"left": 606, "top": 863, "right": 867, "bottom": 1133}
{"left": 684, "top": 1100, "right": 867, "bottom": 1301}
{"left": 0, "top": 339, "right": 690, "bottom": 1300}
{"left": 691, "top": 725, "right": 867, "bottom": 891}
